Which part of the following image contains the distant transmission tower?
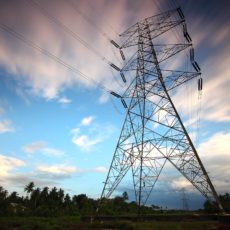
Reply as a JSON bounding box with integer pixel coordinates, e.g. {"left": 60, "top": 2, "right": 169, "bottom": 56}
{"left": 181, "top": 188, "right": 189, "bottom": 211}
{"left": 101, "top": 7, "right": 224, "bottom": 213}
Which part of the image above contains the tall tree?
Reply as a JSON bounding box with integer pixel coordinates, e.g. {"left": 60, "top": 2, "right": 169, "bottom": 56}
{"left": 31, "top": 187, "right": 41, "bottom": 209}
{"left": 40, "top": 186, "right": 49, "bottom": 204}
{"left": 122, "top": 191, "right": 129, "bottom": 201}
{"left": 24, "top": 182, "right": 35, "bottom": 198}
{"left": 58, "top": 188, "right": 65, "bottom": 205}
{"left": 0, "top": 186, "right": 8, "bottom": 200}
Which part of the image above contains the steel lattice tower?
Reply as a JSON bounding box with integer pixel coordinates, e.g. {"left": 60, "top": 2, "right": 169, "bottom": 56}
{"left": 181, "top": 188, "right": 189, "bottom": 211}
{"left": 101, "top": 8, "right": 224, "bottom": 213}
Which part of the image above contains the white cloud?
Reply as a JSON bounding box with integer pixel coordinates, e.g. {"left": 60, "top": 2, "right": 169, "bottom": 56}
{"left": 198, "top": 131, "right": 230, "bottom": 165}
{"left": 172, "top": 18, "right": 230, "bottom": 124}
{"left": 80, "top": 116, "right": 94, "bottom": 126}
{"left": 0, "top": 154, "right": 25, "bottom": 177}
{"left": 71, "top": 121, "right": 115, "bottom": 151}
{"left": 22, "top": 141, "right": 65, "bottom": 157}
{"left": 58, "top": 97, "right": 71, "bottom": 104}
{"left": 22, "top": 141, "right": 46, "bottom": 154}
{"left": 94, "top": 166, "right": 107, "bottom": 173}
{"left": 72, "top": 134, "right": 101, "bottom": 151}
{"left": 37, "top": 164, "right": 77, "bottom": 176}
{"left": 197, "top": 131, "right": 230, "bottom": 193}
{"left": 0, "top": 119, "right": 15, "bottom": 133}
{"left": 171, "top": 177, "right": 193, "bottom": 190}
{"left": 42, "top": 148, "right": 65, "bottom": 156}
{"left": 0, "top": 1, "right": 124, "bottom": 101}
{"left": 0, "top": 0, "right": 161, "bottom": 102}
{"left": 98, "top": 92, "right": 110, "bottom": 104}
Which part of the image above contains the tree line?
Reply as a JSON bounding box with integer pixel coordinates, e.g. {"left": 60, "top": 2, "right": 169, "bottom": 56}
{"left": 0, "top": 182, "right": 154, "bottom": 216}
{"left": 0, "top": 182, "right": 229, "bottom": 216}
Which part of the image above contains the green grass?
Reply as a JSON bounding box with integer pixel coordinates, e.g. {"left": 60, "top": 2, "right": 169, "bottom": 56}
{"left": 0, "top": 216, "right": 219, "bottom": 230}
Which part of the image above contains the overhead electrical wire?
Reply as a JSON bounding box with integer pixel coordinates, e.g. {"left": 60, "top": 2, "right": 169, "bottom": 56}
{"left": 25, "top": 0, "right": 117, "bottom": 67}
{"left": 64, "top": 0, "right": 126, "bottom": 77}
{"left": 163, "top": 0, "right": 203, "bottom": 148}
{"left": 65, "top": 0, "right": 112, "bottom": 41}
{"left": 25, "top": 0, "right": 126, "bottom": 94}
{"left": 84, "top": 0, "right": 120, "bottom": 37}
{"left": 0, "top": 23, "right": 112, "bottom": 93}
{"left": 64, "top": 0, "right": 126, "bottom": 75}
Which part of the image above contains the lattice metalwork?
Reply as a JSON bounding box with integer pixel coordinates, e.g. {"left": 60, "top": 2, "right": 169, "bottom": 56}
{"left": 100, "top": 8, "right": 224, "bottom": 213}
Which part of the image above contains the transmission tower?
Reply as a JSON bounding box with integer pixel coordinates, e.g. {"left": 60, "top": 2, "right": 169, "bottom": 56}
{"left": 100, "top": 8, "right": 224, "bottom": 213}
{"left": 181, "top": 188, "right": 189, "bottom": 211}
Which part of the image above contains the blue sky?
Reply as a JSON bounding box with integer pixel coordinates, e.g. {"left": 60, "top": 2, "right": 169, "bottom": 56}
{"left": 0, "top": 0, "right": 230, "bottom": 209}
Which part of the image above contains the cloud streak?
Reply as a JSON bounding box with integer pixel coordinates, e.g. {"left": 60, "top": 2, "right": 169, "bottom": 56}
{"left": 71, "top": 117, "right": 115, "bottom": 151}
{"left": 0, "top": 119, "right": 15, "bottom": 133}
{"left": 0, "top": 154, "right": 25, "bottom": 177}
{"left": 22, "top": 141, "right": 65, "bottom": 156}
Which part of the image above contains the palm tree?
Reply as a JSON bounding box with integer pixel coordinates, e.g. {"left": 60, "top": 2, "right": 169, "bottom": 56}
{"left": 40, "top": 186, "right": 49, "bottom": 205}
{"left": 24, "top": 182, "right": 35, "bottom": 197}
{"left": 0, "top": 186, "right": 8, "bottom": 200}
{"left": 58, "top": 188, "right": 64, "bottom": 206}
{"left": 49, "top": 187, "right": 58, "bottom": 206}
{"left": 24, "top": 182, "right": 35, "bottom": 208}
{"left": 8, "top": 191, "right": 19, "bottom": 203}
{"left": 31, "top": 187, "right": 41, "bottom": 209}
{"left": 64, "top": 193, "right": 71, "bottom": 207}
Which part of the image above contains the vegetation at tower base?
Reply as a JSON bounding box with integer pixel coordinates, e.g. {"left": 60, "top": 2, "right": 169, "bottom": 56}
{"left": 0, "top": 182, "right": 159, "bottom": 217}
{"left": 0, "top": 182, "right": 229, "bottom": 217}
{"left": 0, "top": 183, "right": 229, "bottom": 229}
{"left": 204, "top": 193, "right": 230, "bottom": 213}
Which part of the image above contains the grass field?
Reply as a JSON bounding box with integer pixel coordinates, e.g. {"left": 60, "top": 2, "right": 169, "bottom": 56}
{"left": 0, "top": 216, "right": 220, "bottom": 230}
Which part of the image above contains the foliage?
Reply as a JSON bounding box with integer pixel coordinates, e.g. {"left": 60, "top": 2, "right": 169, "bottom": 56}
{"left": 0, "top": 182, "right": 151, "bottom": 217}
{"left": 1, "top": 182, "right": 229, "bottom": 218}
{"left": 0, "top": 217, "right": 219, "bottom": 230}
{"left": 203, "top": 193, "right": 230, "bottom": 213}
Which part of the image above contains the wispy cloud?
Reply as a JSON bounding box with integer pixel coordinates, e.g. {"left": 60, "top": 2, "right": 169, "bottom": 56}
{"left": 197, "top": 131, "right": 230, "bottom": 193}
{"left": 80, "top": 116, "right": 94, "bottom": 126}
{"left": 171, "top": 7, "right": 230, "bottom": 124}
{"left": 170, "top": 177, "right": 193, "bottom": 190}
{"left": 94, "top": 166, "right": 107, "bottom": 173}
{"left": 0, "top": 154, "right": 25, "bottom": 177}
{"left": 42, "top": 148, "right": 65, "bottom": 157}
{"left": 22, "top": 141, "right": 46, "bottom": 154}
{"left": 0, "top": 119, "right": 15, "bottom": 133}
{"left": 36, "top": 164, "right": 77, "bottom": 178}
{"left": 160, "top": 131, "right": 230, "bottom": 194}
{"left": 71, "top": 117, "right": 115, "bottom": 151}
{"left": 0, "top": 0, "right": 160, "bottom": 102}
{"left": 72, "top": 133, "right": 101, "bottom": 151}
{"left": 58, "top": 97, "right": 72, "bottom": 104}
{"left": 22, "top": 141, "right": 65, "bottom": 156}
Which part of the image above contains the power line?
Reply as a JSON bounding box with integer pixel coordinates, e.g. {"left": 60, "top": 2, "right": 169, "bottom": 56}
{"left": 25, "top": 0, "right": 116, "bottom": 67}
{"left": 65, "top": 0, "right": 112, "bottom": 41}
{"left": 84, "top": 0, "right": 120, "bottom": 37}
{"left": 0, "top": 23, "right": 112, "bottom": 93}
